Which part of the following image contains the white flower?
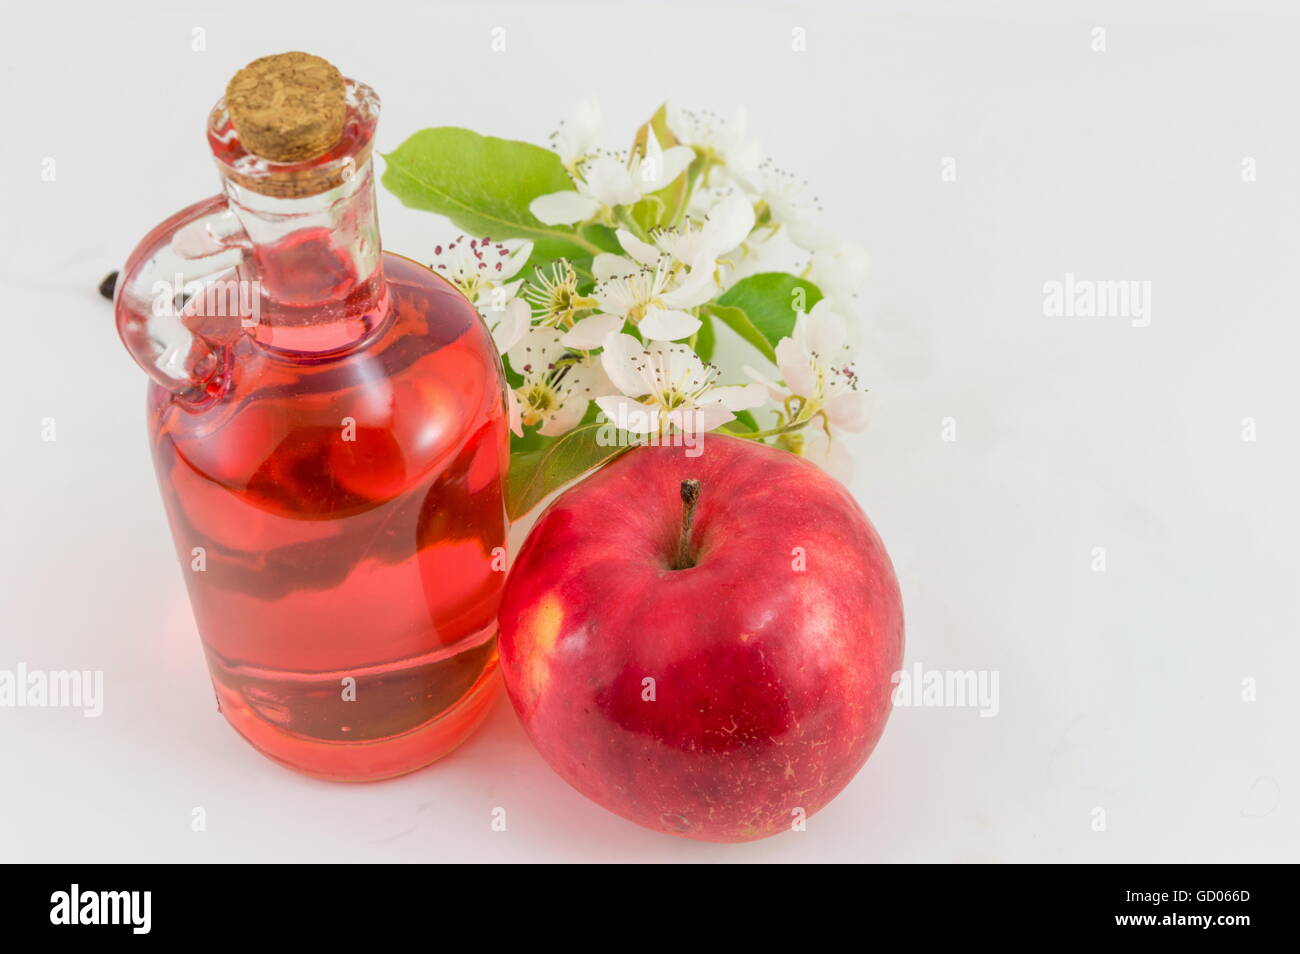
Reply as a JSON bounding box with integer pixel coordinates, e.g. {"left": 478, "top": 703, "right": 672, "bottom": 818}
{"left": 429, "top": 235, "right": 533, "bottom": 307}
{"left": 506, "top": 328, "right": 607, "bottom": 436}
{"left": 665, "top": 105, "right": 763, "bottom": 189}
{"left": 529, "top": 131, "right": 694, "bottom": 226}
{"left": 597, "top": 334, "right": 766, "bottom": 435}
{"left": 552, "top": 98, "right": 603, "bottom": 169}
{"left": 652, "top": 191, "right": 755, "bottom": 268}
{"left": 522, "top": 259, "right": 594, "bottom": 329}
{"left": 745, "top": 300, "right": 869, "bottom": 432}
{"left": 528, "top": 156, "right": 628, "bottom": 226}
{"left": 630, "top": 129, "right": 695, "bottom": 194}
{"left": 787, "top": 427, "right": 855, "bottom": 483}
{"left": 611, "top": 229, "right": 661, "bottom": 269}
{"left": 582, "top": 155, "right": 645, "bottom": 207}
{"left": 572, "top": 349, "right": 615, "bottom": 397}
{"left": 506, "top": 389, "right": 524, "bottom": 437}
{"left": 580, "top": 253, "right": 717, "bottom": 342}
{"left": 429, "top": 235, "right": 533, "bottom": 353}
{"left": 486, "top": 296, "right": 530, "bottom": 354}
{"left": 761, "top": 171, "right": 828, "bottom": 251}
{"left": 528, "top": 169, "right": 604, "bottom": 226}
{"left": 809, "top": 240, "right": 869, "bottom": 304}
{"left": 561, "top": 312, "right": 625, "bottom": 350}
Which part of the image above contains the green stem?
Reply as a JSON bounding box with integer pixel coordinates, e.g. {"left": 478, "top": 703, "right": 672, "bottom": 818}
{"left": 727, "top": 418, "right": 813, "bottom": 441}
{"left": 671, "top": 159, "right": 710, "bottom": 228}
{"left": 615, "top": 206, "right": 650, "bottom": 243}
{"left": 569, "top": 228, "right": 607, "bottom": 256}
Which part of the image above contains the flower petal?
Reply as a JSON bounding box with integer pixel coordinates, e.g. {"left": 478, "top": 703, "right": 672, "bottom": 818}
{"left": 801, "top": 432, "right": 854, "bottom": 482}
{"left": 809, "top": 241, "right": 870, "bottom": 301}
{"left": 743, "top": 364, "right": 791, "bottom": 402}
{"left": 669, "top": 403, "right": 734, "bottom": 434}
{"left": 498, "top": 241, "right": 534, "bottom": 281}
{"left": 700, "top": 192, "right": 755, "bottom": 257}
{"left": 638, "top": 307, "right": 701, "bottom": 342}
{"left": 775, "top": 333, "right": 818, "bottom": 399}
{"left": 787, "top": 218, "right": 833, "bottom": 252}
{"left": 530, "top": 191, "right": 599, "bottom": 225}
{"left": 806, "top": 299, "right": 854, "bottom": 358}
{"left": 656, "top": 145, "right": 696, "bottom": 187}
{"left": 495, "top": 278, "right": 524, "bottom": 303}
{"left": 661, "top": 264, "right": 717, "bottom": 308}
{"left": 561, "top": 313, "right": 624, "bottom": 350}
{"left": 596, "top": 394, "right": 659, "bottom": 434}
{"left": 506, "top": 390, "right": 524, "bottom": 437}
{"left": 632, "top": 130, "right": 695, "bottom": 193}
{"left": 555, "top": 98, "right": 602, "bottom": 165}
{"left": 593, "top": 253, "right": 635, "bottom": 282}
{"left": 655, "top": 225, "right": 707, "bottom": 267}
{"left": 539, "top": 394, "right": 591, "bottom": 436}
{"left": 489, "top": 297, "right": 531, "bottom": 354}
{"left": 581, "top": 354, "right": 616, "bottom": 396}
{"left": 656, "top": 340, "right": 702, "bottom": 385}
{"left": 706, "top": 381, "right": 768, "bottom": 411}
{"left": 507, "top": 326, "right": 566, "bottom": 376}
{"left": 600, "top": 333, "right": 651, "bottom": 396}
{"left": 664, "top": 104, "right": 695, "bottom": 145}
{"left": 615, "top": 229, "right": 660, "bottom": 268}
{"left": 722, "top": 145, "right": 763, "bottom": 192}
{"left": 581, "top": 156, "right": 640, "bottom": 207}
{"left": 825, "top": 390, "right": 872, "bottom": 432}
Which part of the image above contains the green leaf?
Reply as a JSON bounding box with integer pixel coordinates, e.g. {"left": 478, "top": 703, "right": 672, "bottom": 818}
{"left": 715, "top": 272, "right": 824, "bottom": 357}
{"left": 506, "top": 422, "right": 632, "bottom": 520}
{"left": 580, "top": 223, "right": 622, "bottom": 254}
{"left": 508, "top": 424, "right": 548, "bottom": 456}
{"left": 382, "top": 127, "right": 601, "bottom": 258}
{"left": 628, "top": 195, "right": 666, "bottom": 234}
{"left": 719, "top": 409, "right": 759, "bottom": 435}
{"left": 520, "top": 238, "right": 590, "bottom": 280}
{"left": 694, "top": 310, "right": 716, "bottom": 362}
{"left": 519, "top": 225, "right": 619, "bottom": 278}
{"left": 705, "top": 303, "right": 777, "bottom": 364}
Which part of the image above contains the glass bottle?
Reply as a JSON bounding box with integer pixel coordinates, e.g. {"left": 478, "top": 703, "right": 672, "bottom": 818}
{"left": 114, "top": 54, "right": 509, "bottom": 781}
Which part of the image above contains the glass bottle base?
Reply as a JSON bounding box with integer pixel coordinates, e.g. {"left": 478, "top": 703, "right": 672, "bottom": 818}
{"left": 208, "top": 638, "right": 501, "bottom": 782}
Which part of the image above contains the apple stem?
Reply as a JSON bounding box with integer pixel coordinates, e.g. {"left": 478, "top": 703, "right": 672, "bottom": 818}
{"left": 673, "top": 478, "right": 701, "bottom": 570}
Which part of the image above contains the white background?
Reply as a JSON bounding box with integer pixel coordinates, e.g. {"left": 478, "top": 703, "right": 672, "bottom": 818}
{"left": 2, "top": 1, "right": 1297, "bottom": 862}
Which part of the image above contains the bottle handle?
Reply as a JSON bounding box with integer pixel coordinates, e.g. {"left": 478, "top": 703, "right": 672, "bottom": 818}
{"left": 114, "top": 194, "right": 250, "bottom": 402}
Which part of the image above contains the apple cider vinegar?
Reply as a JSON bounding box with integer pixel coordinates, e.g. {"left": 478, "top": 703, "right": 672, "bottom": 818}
{"left": 116, "top": 54, "right": 509, "bottom": 780}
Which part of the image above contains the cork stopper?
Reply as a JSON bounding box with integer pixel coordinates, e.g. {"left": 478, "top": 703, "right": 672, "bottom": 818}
{"left": 225, "top": 52, "right": 346, "bottom": 163}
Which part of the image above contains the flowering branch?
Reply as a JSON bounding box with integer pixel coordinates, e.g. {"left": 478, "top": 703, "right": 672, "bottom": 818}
{"left": 383, "top": 101, "right": 873, "bottom": 517}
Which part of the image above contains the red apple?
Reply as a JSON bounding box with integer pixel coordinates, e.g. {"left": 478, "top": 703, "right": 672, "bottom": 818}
{"left": 498, "top": 434, "right": 904, "bottom": 842}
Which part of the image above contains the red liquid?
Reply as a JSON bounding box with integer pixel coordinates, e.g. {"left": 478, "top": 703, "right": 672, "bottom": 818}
{"left": 149, "top": 251, "right": 509, "bottom": 780}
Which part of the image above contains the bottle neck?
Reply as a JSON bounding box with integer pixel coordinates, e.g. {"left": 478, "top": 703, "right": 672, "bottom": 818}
{"left": 223, "top": 158, "right": 388, "bottom": 355}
